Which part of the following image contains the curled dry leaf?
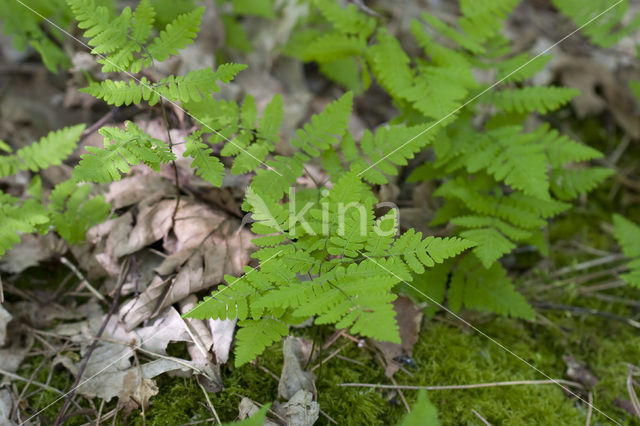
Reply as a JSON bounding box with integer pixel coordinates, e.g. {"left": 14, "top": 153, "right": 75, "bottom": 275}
{"left": 104, "top": 174, "right": 175, "bottom": 210}
{"left": 278, "top": 337, "right": 316, "bottom": 400}
{"left": 120, "top": 217, "right": 252, "bottom": 330}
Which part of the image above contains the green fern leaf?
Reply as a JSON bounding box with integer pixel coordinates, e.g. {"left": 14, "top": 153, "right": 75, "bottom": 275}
{"left": 0, "top": 193, "right": 49, "bottom": 256}
{"left": 290, "top": 92, "right": 353, "bottom": 158}
{"left": 314, "top": 0, "right": 376, "bottom": 37}
{"left": 146, "top": 7, "right": 204, "bottom": 63}
{"left": 73, "top": 122, "right": 175, "bottom": 182}
{"left": 17, "top": 124, "right": 85, "bottom": 172}
{"left": 493, "top": 86, "right": 580, "bottom": 114}
{"left": 459, "top": 228, "right": 516, "bottom": 268}
{"left": 234, "top": 318, "right": 288, "bottom": 366}
{"left": 49, "top": 180, "right": 110, "bottom": 244}
{"left": 448, "top": 257, "right": 534, "bottom": 319}
{"left": 183, "top": 132, "right": 225, "bottom": 187}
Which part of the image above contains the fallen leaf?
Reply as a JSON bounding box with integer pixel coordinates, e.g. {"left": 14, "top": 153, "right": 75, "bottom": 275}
{"left": 0, "top": 233, "right": 64, "bottom": 274}
{"left": 0, "top": 305, "right": 11, "bottom": 346}
{"left": 278, "top": 337, "right": 316, "bottom": 400}
{"left": 275, "top": 390, "right": 319, "bottom": 426}
{"left": 0, "top": 388, "right": 16, "bottom": 426}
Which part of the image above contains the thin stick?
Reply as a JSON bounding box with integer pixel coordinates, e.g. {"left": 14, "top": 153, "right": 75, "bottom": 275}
{"left": 338, "top": 379, "right": 584, "bottom": 391}
{"left": 80, "top": 107, "right": 118, "bottom": 140}
{"left": 52, "top": 257, "right": 130, "bottom": 426}
{"left": 586, "top": 392, "right": 593, "bottom": 426}
{"left": 472, "top": 409, "right": 492, "bottom": 425}
{"left": 60, "top": 257, "right": 106, "bottom": 303}
{"left": 551, "top": 254, "right": 625, "bottom": 278}
{"left": 198, "top": 381, "right": 221, "bottom": 425}
{"left": 626, "top": 366, "right": 640, "bottom": 419}
{"left": 391, "top": 375, "right": 411, "bottom": 413}
{"left": 0, "top": 368, "right": 65, "bottom": 394}
{"left": 311, "top": 342, "right": 350, "bottom": 372}
{"left": 319, "top": 409, "right": 338, "bottom": 425}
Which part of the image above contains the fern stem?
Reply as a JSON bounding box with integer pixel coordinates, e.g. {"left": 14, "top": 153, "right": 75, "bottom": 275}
{"left": 160, "top": 99, "right": 181, "bottom": 229}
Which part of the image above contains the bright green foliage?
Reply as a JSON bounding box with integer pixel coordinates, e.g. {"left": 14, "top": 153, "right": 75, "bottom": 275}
{"left": 414, "top": 255, "right": 535, "bottom": 319}
{"left": 492, "top": 86, "right": 580, "bottom": 114}
{"left": 48, "top": 180, "right": 110, "bottom": 244}
{"left": 612, "top": 215, "right": 640, "bottom": 287}
{"left": 0, "top": 193, "right": 49, "bottom": 256}
{"left": 67, "top": 0, "right": 203, "bottom": 72}
{"left": 458, "top": 0, "right": 520, "bottom": 42}
{"left": 183, "top": 132, "right": 225, "bottom": 186}
{"left": 0, "top": 124, "right": 111, "bottom": 255}
{"left": 552, "top": 0, "right": 640, "bottom": 48}
{"left": 0, "top": 124, "right": 85, "bottom": 178}
{"left": 0, "top": 0, "right": 85, "bottom": 72}
{"left": 397, "top": 391, "right": 440, "bottom": 426}
{"left": 81, "top": 65, "right": 247, "bottom": 106}
{"left": 73, "top": 122, "right": 175, "bottom": 182}
{"left": 69, "top": 0, "right": 246, "bottom": 189}
{"left": 186, "top": 165, "right": 475, "bottom": 366}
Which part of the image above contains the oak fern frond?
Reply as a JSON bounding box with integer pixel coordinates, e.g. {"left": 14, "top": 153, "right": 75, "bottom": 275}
{"left": 73, "top": 122, "right": 175, "bottom": 182}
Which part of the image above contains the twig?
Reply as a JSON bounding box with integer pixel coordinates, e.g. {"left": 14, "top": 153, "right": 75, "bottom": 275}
{"left": 60, "top": 257, "right": 107, "bottom": 303}
{"left": 198, "top": 381, "right": 221, "bottom": 425}
{"left": 390, "top": 375, "right": 411, "bottom": 413}
{"left": 551, "top": 254, "right": 625, "bottom": 278}
{"left": 0, "top": 368, "right": 65, "bottom": 394}
{"left": 320, "top": 409, "right": 338, "bottom": 424}
{"left": 335, "top": 354, "right": 366, "bottom": 367}
{"left": 337, "top": 379, "right": 584, "bottom": 391}
{"left": 532, "top": 302, "right": 640, "bottom": 329}
{"left": 52, "top": 257, "right": 130, "bottom": 426}
{"left": 627, "top": 365, "right": 640, "bottom": 419}
{"left": 472, "top": 409, "right": 492, "bottom": 425}
{"left": 586, "top": 392, "right": 593, "bottom": 426}
{"left": 311, "top": 342, "right": 351, "bottom": 372}
{"left": 258, "top": 365, "right": 280, "bottom": 382}
{"left": 80, "top": 107, "right": 118, "bottom": 140}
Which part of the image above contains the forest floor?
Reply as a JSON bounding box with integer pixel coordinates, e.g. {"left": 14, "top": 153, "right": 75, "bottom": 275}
{"left": 1, "top": 0, "right": 640, "bottom": 425}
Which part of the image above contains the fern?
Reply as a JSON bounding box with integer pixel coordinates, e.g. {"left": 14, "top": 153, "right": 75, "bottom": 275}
{"left": 0, "top": 193, "right": 49, "bottom": 256}
{"left": 0, "top": 0, "right": 78, "bottom": 72}
{"left": 613, "top": 215, "right": 640, "bottom": 287}
{"left": 0, "top": 124, "right": 85, "bottom": 178}
{"left": 448, "top": 256, "right": 535, "bottom": 319}
{"left": 73, "top": 122, "right": 175, "bottom": 182}
{"left": 552, "top": 0, "right": 640, "bottom": 48}
{"left": 82, "top": 64, "right": 247, "bottom": 106}
{"left": 183, "top": 132, "right": 225, "bottom": 186}
{"left": 492, "top": 86, "right": 580, "bottom": 114}
{"left": 186, "top": 171, "right": 475, "bottom": 365}
{"left": 48, "top": 180, "right": 111, "bottom": 244}
{"left": 67, "top": 0, "right": 203, "bottom": 72}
